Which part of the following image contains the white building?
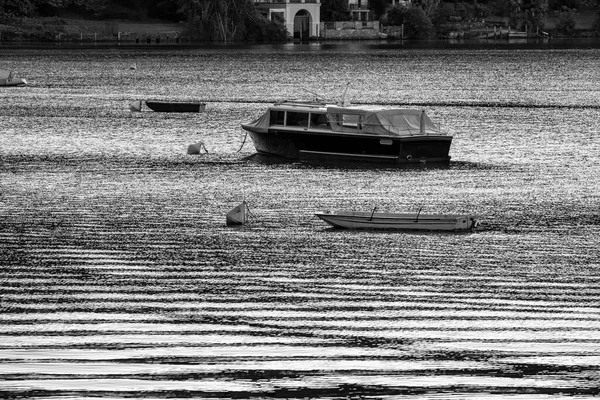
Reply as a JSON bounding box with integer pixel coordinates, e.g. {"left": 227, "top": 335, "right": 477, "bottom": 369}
{"left": 252, "top": 0, "right": 321, "bottom": 39}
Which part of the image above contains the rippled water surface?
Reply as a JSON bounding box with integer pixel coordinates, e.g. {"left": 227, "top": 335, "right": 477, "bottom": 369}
{"left": 1, "top": 43, "right": 600, "bottom": 399}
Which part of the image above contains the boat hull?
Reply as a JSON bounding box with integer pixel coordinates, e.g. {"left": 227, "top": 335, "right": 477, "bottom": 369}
{"left": 1, "top": 79, "right": 27, "bottom": 87}
{"left": 315, "top": 211, "right": 477, "bottom": 231}
{"left": 146, "top": 101, "right": 206, "bottom": 113}
{"left": 243, "top": 128, "right": 452, "bottom": 165}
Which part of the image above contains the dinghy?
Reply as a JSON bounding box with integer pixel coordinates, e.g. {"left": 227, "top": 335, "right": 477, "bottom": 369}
{"left": 145, "top": 101, "right": 206, "bottom": 113}
{"left": 0, "top": 69, "right": 27, "bottom": 87}
{"left": 226, "top": 201, "right": 249, "bottom": 226}
{"left": 315, "top": 208, "right": 478, "bottom": 231}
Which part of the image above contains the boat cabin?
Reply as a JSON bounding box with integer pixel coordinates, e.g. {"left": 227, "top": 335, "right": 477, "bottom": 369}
{"left": 247, "top": 100, "right": 442, "bottom": 137}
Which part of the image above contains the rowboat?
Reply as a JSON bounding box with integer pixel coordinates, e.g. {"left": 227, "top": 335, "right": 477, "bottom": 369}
{"left": 0, "top": 69, "right": 27, "bottom": 87}
{"left": 241, "top": 99, "right": 452, "bottom": 165}
{"left": 145, "top": 101, "right": 206, "bottom": 113}
{"left": 315, "top": 209, "right": 478, "bottom": 231}
{"left": 226, "top": 201, "right": 249, "bottom": 226}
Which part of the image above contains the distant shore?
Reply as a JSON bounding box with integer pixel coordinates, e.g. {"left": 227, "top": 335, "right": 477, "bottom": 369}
{"left": 0, "top": 18, "right": 184, "bottom": 44}
{"left": 1, "top": 14, "right": 597, "bottom": 44}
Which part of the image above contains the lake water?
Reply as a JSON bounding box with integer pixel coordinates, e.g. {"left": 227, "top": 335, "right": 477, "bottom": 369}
{"left": 1, "top": 42, "right": 600, "bottom": 399}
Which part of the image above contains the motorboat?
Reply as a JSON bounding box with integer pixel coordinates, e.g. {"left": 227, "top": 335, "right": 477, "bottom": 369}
{"left": 315, "top": 208, "right": 478, "bottom": 231}
{"left": 0, "top": 69, "right": 27, "bottom": 87}
{"left": 145, "top": 101, "right": 206, "bottom": 113}
{"left": 241, "top": 100, "right": 452, "bottom": 165}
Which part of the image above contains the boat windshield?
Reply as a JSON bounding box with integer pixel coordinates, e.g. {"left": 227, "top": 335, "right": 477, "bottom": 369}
{"left": 268, "top": 110, "right": 330, "bottom": 129}
{"left": 286, "top": 112, "right": 309, "bottom": 127}
{"left": 269, "top": 110, "right": 285, "bottom": 125}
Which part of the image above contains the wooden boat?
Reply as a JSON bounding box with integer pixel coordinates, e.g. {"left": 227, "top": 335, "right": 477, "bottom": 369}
{"left": 0, "top": 69, "right": 27, "bottom": 87}
{"left": 315, "top": 209, "right": 478, "bottom": 231}
{"left": 241, "top": 99, "right": 452, "bottom": 165}
{"left": 226, "top": 201, "right": 249, "bottom": 226}
{"left": 145, "top": 101, "right": 206, "bottom": 113}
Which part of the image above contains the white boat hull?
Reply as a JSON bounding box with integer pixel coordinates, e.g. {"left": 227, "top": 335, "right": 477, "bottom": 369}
{"left": 315, "top": 211, "right": 478, "bottom": 231}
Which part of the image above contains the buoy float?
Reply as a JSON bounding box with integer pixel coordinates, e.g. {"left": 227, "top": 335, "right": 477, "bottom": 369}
{"left": 129, "top": 100, "right": 142, "bottom": 112}
{"left": 187, "top": 142, "right": 208, "bottom": 155}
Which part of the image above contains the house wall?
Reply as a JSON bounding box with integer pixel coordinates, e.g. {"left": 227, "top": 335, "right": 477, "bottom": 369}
{"left": 285, "top": 3, "right": 321, "bottom": 38}
{"left": 255, "top": 1, "right": 321, "bottom": 38}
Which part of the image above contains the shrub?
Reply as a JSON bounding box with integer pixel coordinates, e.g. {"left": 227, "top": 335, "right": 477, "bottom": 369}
{"left": 382, "top": 5, "right": 435, "bottom": 39}
{"left": 555, "top": 7, "right": 576, "bottom": 36}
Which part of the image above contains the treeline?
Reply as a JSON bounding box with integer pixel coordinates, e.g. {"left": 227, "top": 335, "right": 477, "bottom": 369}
{"left": 0, "top": 0, "right": 182, "bottom": 21}
{"left": 176, "top": 0, "right": 287, "bottom": 41}
{"left": 1, "top": 0, "right": 598, "bottom": 40}
{"left": 378, "top": 0, "right": 600, "bottom": 38}
{"left": 0, "top": 0, "right": 347, "bottom": 41}
{"left": 0, "top": 0, "right": 292, "bottom": 41}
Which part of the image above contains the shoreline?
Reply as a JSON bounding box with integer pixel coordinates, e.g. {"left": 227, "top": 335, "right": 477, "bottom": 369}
{"left": 1, "top": 15, "right": 598, "bottom": 45}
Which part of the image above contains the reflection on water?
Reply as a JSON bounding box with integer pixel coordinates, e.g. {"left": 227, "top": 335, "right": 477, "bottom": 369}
{"left": 1, "top": 43, "right": 600, "bottom": 398}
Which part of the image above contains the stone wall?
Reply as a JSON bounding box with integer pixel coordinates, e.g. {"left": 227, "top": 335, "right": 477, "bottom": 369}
{"left": 319, "top": 21, "right": 384, "bottom": 40}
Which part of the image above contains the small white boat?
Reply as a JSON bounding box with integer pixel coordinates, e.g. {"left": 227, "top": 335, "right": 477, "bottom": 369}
{"left": 226, "top": 201, "right": 249, "bottom": 226}
{"left": 0, "top": 69, "right": 27, "bottom": 87}
{"left": 315, "top": 208, "right": 478, "bottom": 231}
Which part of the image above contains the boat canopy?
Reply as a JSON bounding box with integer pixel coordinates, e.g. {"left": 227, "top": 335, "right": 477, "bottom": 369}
{"left": 327, "top": 106, "right": 440, "bottom": 136}
{"left": 242, "top": 103, "right": 441, "bottom": 136}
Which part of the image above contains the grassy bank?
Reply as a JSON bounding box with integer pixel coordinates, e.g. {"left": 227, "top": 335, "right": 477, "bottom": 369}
{"left": 0, "top": 17, "right": 183, "bottom": 43}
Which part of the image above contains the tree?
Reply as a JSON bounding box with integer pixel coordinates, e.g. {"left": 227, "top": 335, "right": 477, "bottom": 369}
{"left": 0, "top": 0, "right": 36, "bottom": 18}
{"left": 369, "top": 0, "right": 390, "bottom": 19}
{"left": 320, "top": 0, "right": 350, "bottom": 21}
{"left": 177, "top": 0, "right": 287, "bottom": 41}
{"left": 523, "top": 0, "right": 549, "bottom": 31}
{"left": 147, "top": 0, "right": 182, "bottom": 21}
{"left": 593, "top": 0, "right": 600, "bottom": 33}
{"left": 555, "top": 6, "right": 576, "bottom": 34}
{"left": 382, "top": 4, "right": 435, "bottom": 38}
{"left": 507, "top": 0, "right": 526, "bottom": 28}
{"left": 414, "top": 0, "right": 443, "bottom": 18}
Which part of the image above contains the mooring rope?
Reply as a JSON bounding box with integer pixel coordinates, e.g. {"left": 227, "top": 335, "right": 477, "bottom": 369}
{"left": 236, "top": 130, "right": 248, "bottom": 153}
{"left": 245, "top": 202, "right": 258, "bottom": 221}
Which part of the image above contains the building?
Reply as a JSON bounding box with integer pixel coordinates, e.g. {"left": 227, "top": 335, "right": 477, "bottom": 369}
{"left": 348, "top": 0, "right": 370, "bottom": 21}
{"left": 252, "top": 0, "right": 321, "bottom": 39}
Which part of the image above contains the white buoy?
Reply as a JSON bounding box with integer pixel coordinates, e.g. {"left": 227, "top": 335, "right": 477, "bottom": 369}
{"left": 129, "top": 100, "right": 142, "bottom": 112}
{"left": 226, "top": 201, "right": 249, "bottom": 226}
{"left": 187, "top": 142, "right": 208, "bottom": 155}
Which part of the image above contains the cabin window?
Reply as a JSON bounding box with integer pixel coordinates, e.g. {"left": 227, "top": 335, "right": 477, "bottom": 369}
{"left": 310, "top": 113, "right": 329, "bottom": 128}
{"left": 286, "top": 112, "right": 309, "bottom": 127}
{"left": 328, "top": 113, "right": 362, "bottom": 131}
{"left": 269, "top": 110, "right": 285, "bottom": 125}
{"left": 343, "top": 114, "right": 362, "bottom": 127}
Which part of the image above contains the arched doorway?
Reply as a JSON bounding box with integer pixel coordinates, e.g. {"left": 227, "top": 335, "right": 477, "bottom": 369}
{"left": 293, "top": 10, "right": 311, "bottom": 40}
